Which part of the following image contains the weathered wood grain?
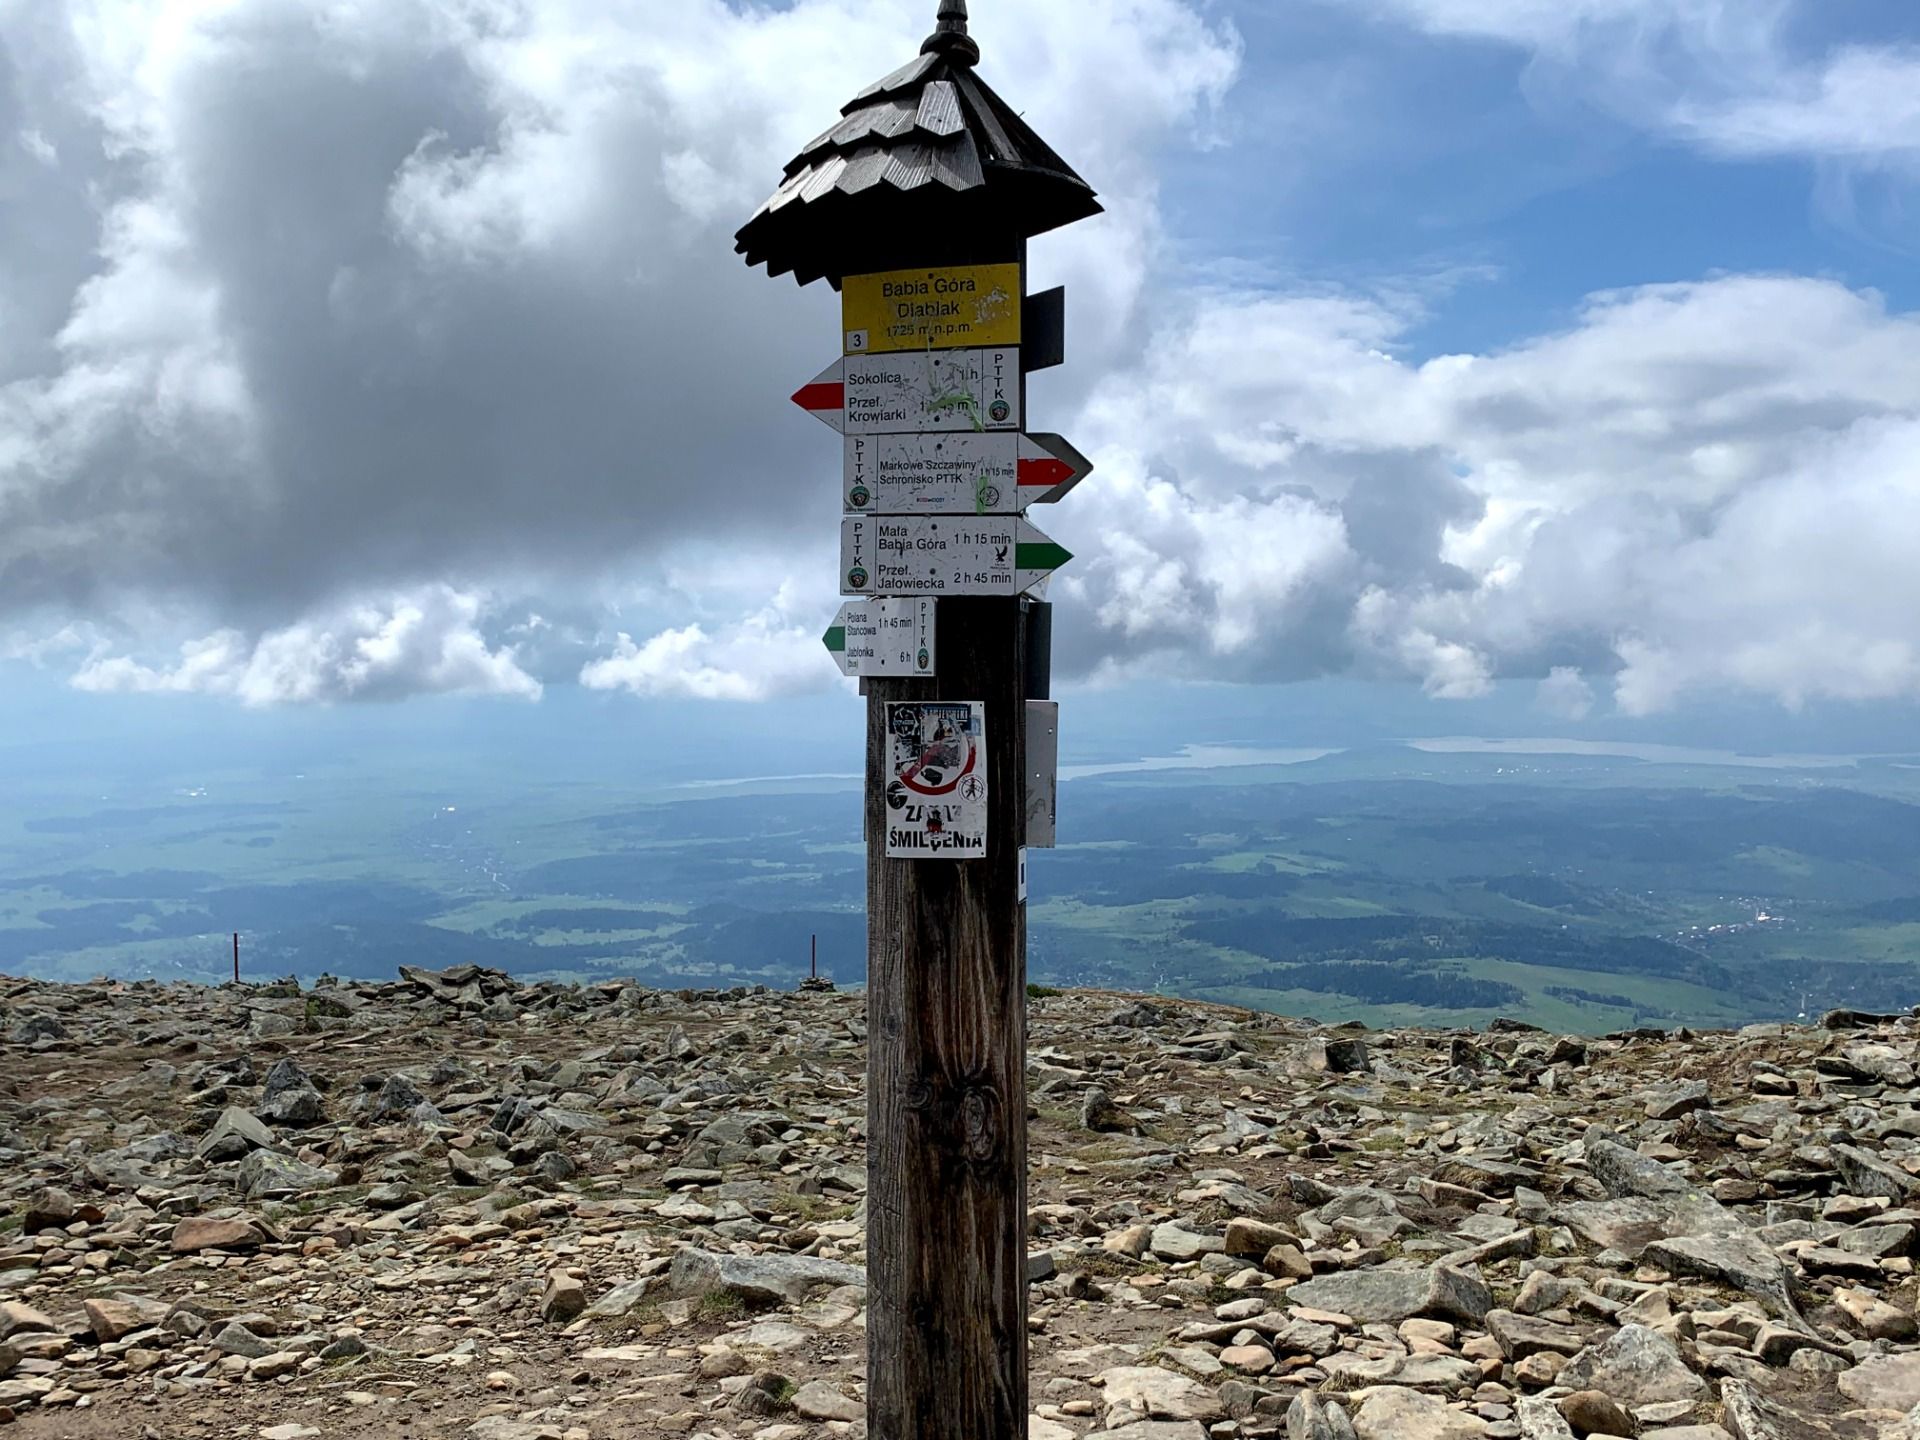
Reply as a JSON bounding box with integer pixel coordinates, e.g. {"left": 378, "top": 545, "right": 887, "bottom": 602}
{"left": 864, "top": 594, "right": 1029, "bottom": 1440}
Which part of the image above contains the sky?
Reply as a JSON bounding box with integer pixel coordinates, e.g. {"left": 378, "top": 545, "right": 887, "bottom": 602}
{"left": 3, "top": 0, "right": 1919, "bottom": 760}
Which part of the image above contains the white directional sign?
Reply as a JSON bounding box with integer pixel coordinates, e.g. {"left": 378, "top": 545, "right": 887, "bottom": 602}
{"left": 823, "top": 598, "right": 937, "bottom": 677}
{"left": 885, "top": 700, "right": 988, "bottom": 859}
{"left": 793, "top": 349, "right": 1021, "bottom": 435}
{"left": 844, "top": 431, "right": 1092, "bottom": 514}
{"left": 841, "top": 515, "right": 1071, "bottom": 598}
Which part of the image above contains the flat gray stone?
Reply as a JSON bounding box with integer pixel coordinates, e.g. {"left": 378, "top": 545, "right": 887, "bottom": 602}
{"left": 1098, "top": 1364, "right": 1223, "bottom": 1423}
{"left": 1287, "top": 1263, "right": 1490, "bottom": 1326}
{"left": 1646, "top": 1080, "right": 1711, "bottom": 1120}
{"left": 1837, "top": 1349, "right": 1920, "bottom": 1413}
{"left": 1553, "top": 1197, "right": 1673, "bottom": 1258}
{"left": 1150, "top": 1223, "right": 1226, "bottom": 1260}
{"left": 1352, "top": 1388, "right": 1489, "bottom": 1440}
{"left": 1720, "top": 1377, "right": 1841, "bottom": 1440}
{"left": 1287, "top": 1392, "right": 1358, "bottom": 1440}
{"left": 1584, "top": 1131, "right": 1697, "bottom": 1199}
{"left": 1833, "top": 1143, "right": 1919, "bottom": 1202}
{"left": 1514, "top": 1396, "right": 1575, "bottom": 1440}
{"left": 1642, "top": 1231, "right": 1804, "bottom": 1326}
{"left": 1484, "top": 1307, "right": 1589, "bottom": 1360}
{"left": 1557, "top": 1325, "right": 1705, "bottom": 1406}
{"left": 236, "top": 1149, "right": 337, "bottom": 1199}
{"left": 210, "top": 1321, "right": 275, "bottom": 1360}
{"left": 791, "top": 1379, "right": 861, "bottom": 1422}
{"left": 667, "top": 1248, "right": 863, "bottom": 1306}
{"left": 583, "top": 1277, "right": 656, "bottom": 1318}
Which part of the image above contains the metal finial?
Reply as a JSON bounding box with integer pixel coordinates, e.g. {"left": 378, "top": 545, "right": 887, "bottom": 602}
{"left": 922, "top": 0, "right": 980, "bottom": 65}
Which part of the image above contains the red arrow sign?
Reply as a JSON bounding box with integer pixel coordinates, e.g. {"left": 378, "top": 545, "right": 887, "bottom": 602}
{"left": 1017, "top": 443, "right": 1074, "bottom": 491}
{"left": 793, "top": 361, "right": 846, "bottom": 432}
{"left": 1022, "top": 432, "right": 1093, "bottom": 503}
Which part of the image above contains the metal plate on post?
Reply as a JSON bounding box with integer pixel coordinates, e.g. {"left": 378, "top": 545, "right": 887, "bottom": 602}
{"left": 844, "top": 432, "right": 1088, "bottom": 514}
{"left": 824, "top": 598, "right": 936, "bottom": 677}
{"left": 884, "top": 701, "right": 988, "bottom": 859}
{"left": 794, "top": 349, "right": 1022, "bottom": 434}
{"left": 1026, "top": 699, "right": 1058, "bottom": 849}
{"left": 841, "top": 515, "right": 1071, "bottom": 597}
{"left": 1022, "top": 287, "right": 1066, "bottom": 372}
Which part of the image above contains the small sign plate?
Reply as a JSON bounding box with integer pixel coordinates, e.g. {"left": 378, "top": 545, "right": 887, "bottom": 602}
{"left": 844, "top": 432, "right": 1088, "bottom": 514}
{"left": 843, "top": 264, "right": 1022, "bottom": 355}
{"left": 794, "top": 349, "right": 1023, "bottom": 435}
{"left": 840, "top": 515, "right": 1071, "bottom": 597}
{"left": 845, "top": 349, "right": 1020, "bottom": 435}
{"left": 823, "top": 599, "right": 936, "bottom": 677}
{"left": 1026, "top": 700, "right": 1059, "bottom": 849}
{"left": 886, "top": 701, "right": 988, "bottom": 859}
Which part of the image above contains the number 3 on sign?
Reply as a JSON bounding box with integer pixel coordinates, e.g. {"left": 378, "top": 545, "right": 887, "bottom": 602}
{"left": 846, "top": 329, "right": 870, "bottom": 353}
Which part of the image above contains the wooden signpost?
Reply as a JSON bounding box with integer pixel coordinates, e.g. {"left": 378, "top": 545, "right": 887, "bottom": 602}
{"left": 737, "top": 4, "right": 1101, "bottom": 1435}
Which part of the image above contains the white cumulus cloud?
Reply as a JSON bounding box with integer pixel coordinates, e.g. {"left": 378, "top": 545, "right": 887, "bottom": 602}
{"left": 580, "top": 598, "right": 830, "bottom": 704}
{"left": 69, "top": 586, "right": 541, "bottom": 705}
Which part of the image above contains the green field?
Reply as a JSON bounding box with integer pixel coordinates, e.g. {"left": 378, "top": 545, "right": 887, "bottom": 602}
{"left": 4, "top": 741, "right": 1920, "bottom": 1032}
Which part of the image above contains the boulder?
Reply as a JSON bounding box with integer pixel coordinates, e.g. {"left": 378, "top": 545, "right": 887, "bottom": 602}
{"left": 1287, "top": 1392, "right": 1358, "bottom": 1440}
{"left": 540, "top": 1270, "right": 586, "bottom": 1323}
{"left": 1312, "top": 1037, "right": 1372, "bottom": 1074}
{"left": 1098, "top": 1365, "right": 1224, "bottom": 1424}
{"left": 1150, "top": 1224, "right": 1225, "bottom": 1261}
{"left": 210, "top": 1321, "right": 275, "bottom": 1359}
{"left": 1514, "top": 1397, "right": 1576, "bottom": 1440}
{"left": 791, "top": 1380, "right": 862, "bottom": 1422}
{"left": 1081, "top": 1087, "right": 1132, "bottom": 1132}
{"left": 170, "top": 1214, "right": 272, "bottom": 1253}
{"left": 1584, "top": 1132, "right": 1698, "bottom": 1200}
{"left": 667, "top": 1248, "right": 863, "bottom": 1306}
{"left": 82, "top": 1296, "right": 169, "bottom": 1342}
{"left": 1645, "top": 1081, "right": 1711, "bottom": 1120}
{"left": 1557, "top": 1325, "right": 1705, "bottom": 1407}
{"left": 1837, "top": 1350, "right": 1920, "bottom": 1413}
{"left": 21, "top": 1187, "right": 76, "bottom": 1235}
{"left": 235, "top": 1150, "right": 338, "bottom": 1199}
{"left": 1352, "top": 1388, "right": 1489, "bottom": 1440}
{"left": 0, "top": 1303, "right": 55, "bottom": 1342}
{"left": 195, "top": 1106, "right": 273, "bottom": 1161}
{"left": 371, "top": 1073, "right": 430, "bottom": 1121}
{"left": 583, "top": 1278, "right": 656, "bottom": 1318}
{"left": 1484, "top": 1308, "right": 1590, "bottom": 1360}
{"left": 1832, "top": 1144, "right": 1919, "bottom": 1203}
{"left": 1559, "top": 1391, "right": 1637, "bottom": 1438}
{"left": 1286, "top": 1264, "right": 1491, "bottom": 1326}
{"left": 1641, "top": 1232, "right": 1804, "bottom": 1326}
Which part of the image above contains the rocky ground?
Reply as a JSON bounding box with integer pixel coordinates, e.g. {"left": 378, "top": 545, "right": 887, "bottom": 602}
{"left": 6, "top": 969, "right": 1920, "bottom": 1440}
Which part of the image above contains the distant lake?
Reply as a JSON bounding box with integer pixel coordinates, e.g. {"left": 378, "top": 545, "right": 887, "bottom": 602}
{"left": 1407, "top": 737, "right": 1893, "bottom": 770}
{"left": 1061, "top": 745, "right": 1339, "bottom": 780}
{"left": 676, "top": 736, "right": 1908, "bottom": 796}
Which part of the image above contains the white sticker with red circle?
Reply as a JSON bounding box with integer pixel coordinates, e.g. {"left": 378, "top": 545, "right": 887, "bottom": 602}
{"left": 884, "top": 701, "right": 988, "bottom": 859}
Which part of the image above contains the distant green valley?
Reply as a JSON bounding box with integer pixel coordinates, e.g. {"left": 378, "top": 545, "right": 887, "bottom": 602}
{"left": 4, "top": 742, "right": 1920, "bottom": 1034}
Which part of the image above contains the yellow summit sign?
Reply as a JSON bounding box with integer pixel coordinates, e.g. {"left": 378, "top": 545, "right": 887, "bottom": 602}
{"left": 842, "top": 263, "right": 1021, "bottom": 356}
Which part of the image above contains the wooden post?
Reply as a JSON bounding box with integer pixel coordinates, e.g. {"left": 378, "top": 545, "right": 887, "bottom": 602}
{"left": 732, "top": 6, "right": 1101, "bottom": 1430}
{"left": 232, "top": 932, "right": 240, "bottom": 985}
{"left": 865, "top": 595, "right": 1029, "bottom": 1438}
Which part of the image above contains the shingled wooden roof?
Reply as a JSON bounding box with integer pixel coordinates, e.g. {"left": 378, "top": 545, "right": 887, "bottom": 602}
{"left": 735, "top": 0, "right": 1102, "bottom": 287}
